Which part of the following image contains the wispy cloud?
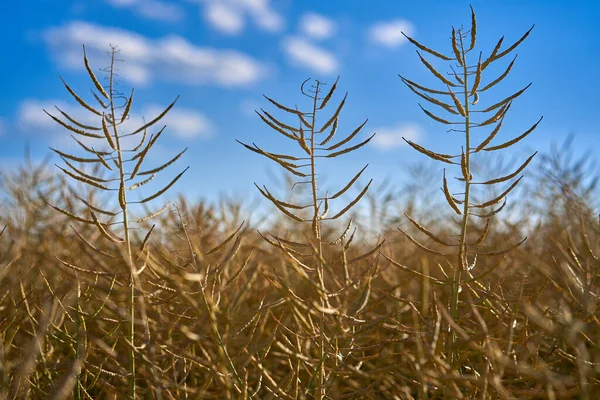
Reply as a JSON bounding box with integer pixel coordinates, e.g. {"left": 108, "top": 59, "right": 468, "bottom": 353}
{"left": 370, "top": 122, "right": 423, "bottom": 150}
{"left": 189, "top": 0, "right": 284, "bottom": 35}
{"left": 105, "top": 0, "right": 184, "bottom": 22}
{"left": 282, "top": 36, "right": 338, "bottom": 74}
{"left": 368, "top": 19, "right": 415, "bottom": 48}
{"left": 43, "top": 21, "right": 268, "bottom": 87}
{"left": 144, "top": 105, "right": 214, "bottom": 140}
{"left": 299, "top": 13, "right": 336, "bottom": 40}
{"left": 17, "top": 99, "right": 214, "bottom": 142}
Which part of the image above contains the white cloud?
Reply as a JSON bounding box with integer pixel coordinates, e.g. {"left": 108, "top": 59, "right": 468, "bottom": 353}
{"left": 105, "top": 0, "right": 184, "bottom": 22}
{"left": 190, "top": 0, "right": 284, "bottom": 35}
{"left": 205, "top": 2, "right": 245, "bottom": 34}
{"left": 282, "top": 37, "right": 338, "bottom": 74}
{"left": 370, "top": 122, "right": 423, "bottom": 150}
{"left": 299, "top": 13, "right": 336, "bottom": 40}
{"left": 17, "top": 99, "right": 213, "bottom": 143}
{"left": 368, "top": 19, "right": 415, "bottom": 48}
{"left": 143, "top": 105, "right": 214, "bottom": 140}
{"left": 43, "top": 21, "right": 268, "bottom": 88}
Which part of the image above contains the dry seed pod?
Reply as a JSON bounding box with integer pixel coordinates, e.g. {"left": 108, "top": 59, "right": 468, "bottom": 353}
{"left": 480, "top": 83, "right": 531, "bottom": 113}
{"left": 475, "top": 114, "right": 507, "bottom": 152}
{"left": 443, "top": 169, "right": 462, "bottom": 215}
{"left": 319, "top": 76, "right": 339, "bottom": 109}
{"left": 452, "top": 28, "right": 464, "bottom": 66}
{"left": 481, "top": 36, "right": 504, "bottom": 70}
{"left": 483, "top": 116, "right": 543, "bottom": 151}
{"left": 475, "top": 152, "right": 537, "bottom": 184}
{"left": 450, "top": 66, "right": 465, "bottom": 85}
{"left": 470, "top": 53, "right": 483, "bottom": 95}
{"left": 44, "top": 110, "right": 104, "bottom": 138}
{"left": 60, "top": 77, "right": 102, "bottom": 116}
{"left": 329, "top": 219, "right": 353, "bottom": 245}
{"left": 405, "top": 213, "right": 453, "bottom": 246}
{"left": 460, "top": 149, "right": 470, "bottom": 181}
{"left": 473, "top": 237, "right": 527, "bottom": 256}
{"left": 121, "top": 89, "right": 134, "bottom": 123}
{"left": 319, "top": 118, "right": 338, "bottom": 146}
{"left": 399, "top": 229, "right": 450, "bottom": 257}
{"left": 478, "top": 102, "right": 511, "bottom": 127}
{"left": 472, "top": 176, "right": 523, "bottom": 208}
{"left": 319, "top": 93, "right": 347, "bottom": 132}
{"left": 492, "top": 25, "right": 535, "bottom": 62}
{"left": 404, "top": 81, "right": 459, "bottom": 115}
{"left": 417, "top": 51, "right": 457, "bottom": 86}
{"left": 474, "top": 219, "right": 490, "bottom": 245}
{"left": 256, "top": 110, "right": 299, "bottom": 140}
{"left": 419, "top": 104, "right": 453, "bottom": 124}
{"left": 54, "top": 106, "right": 101, "bottom": 130}
{"left": 448, "top": 86, "right": 466, "bottom": 116}
{"left": 101, "top": 114, "right": 116, "bottom": 150}
{"left": 331, "top": 164, "right": 369, "bottom": 199}
{"left": 399, "top": 75, "right": 451, "bottom": 95}
{"left": 468, "top": 5, "right": 477, "bottom": 51}
{"left": 402, "top": 32, "right": 452, "bottom": 60}
{"left": 481, "top": 56, "right": 517, "bottom": 92}
{"left": 83, "top": 45, "right": 108, "bottom": 99}
{"left": 403, "top": 138, "right": 455, "bottom": 164}
{"left": 473, "top": 198, "right": 507, "bottom": 218}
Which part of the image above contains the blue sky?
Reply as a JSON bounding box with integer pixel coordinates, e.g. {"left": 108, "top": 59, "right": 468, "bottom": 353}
{"left": 1, "top": 0, "right": 599, "bottom": 208}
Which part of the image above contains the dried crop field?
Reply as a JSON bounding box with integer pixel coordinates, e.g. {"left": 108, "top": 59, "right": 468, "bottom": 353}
{"left": 1, "top": 7, "right": 599, "bottom": 400}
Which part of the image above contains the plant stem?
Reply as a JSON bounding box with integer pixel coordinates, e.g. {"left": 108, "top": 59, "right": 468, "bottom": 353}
{"left": 108, "top": 47, "right": 136, "bottom": 399}
{"left": 310, "top": 80, "right": 326, "bottom": 400}
{"left": 450, "top": 31, "right": 472, "bottom": 364}
{"left": 75, "top": 279, "right": 82, "bottom": 400}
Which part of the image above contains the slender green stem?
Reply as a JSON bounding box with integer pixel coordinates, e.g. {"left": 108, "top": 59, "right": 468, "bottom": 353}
{"left": 309, "top": 80, "right": 326, "bottom": 400}
{"left": 108, "top": 47, "right": 136, "bottom": 399}
{"left": 450, "top": 31, "right": 472, "bottom": 364}
{"left": 74, "top": 279, "right": 82, "bottom": 400}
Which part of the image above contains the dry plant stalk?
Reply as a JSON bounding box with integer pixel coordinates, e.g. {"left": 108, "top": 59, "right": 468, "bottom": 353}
{"left": 396, "top": 6, "right": 539, "bottom": 362}
{"left": 239, "top": 78, "right": 382, "bottom": 399}
{"left": 45, "top": 45, "right": 187, "bottom": 399}
{"left": 144, "top": 202, "right": 248, "bottom": 398}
